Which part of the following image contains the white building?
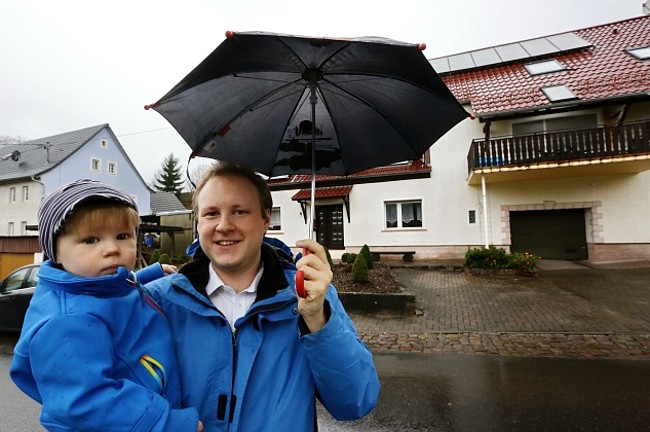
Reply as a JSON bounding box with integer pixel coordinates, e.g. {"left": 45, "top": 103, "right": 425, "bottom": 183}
{"left": 268, "top": 15, "right": 650, "bottom": 262}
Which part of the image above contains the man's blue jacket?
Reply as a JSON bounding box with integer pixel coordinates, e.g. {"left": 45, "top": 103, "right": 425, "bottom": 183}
{"left": 146, "top": 243, "right": 380, "bottom": 431}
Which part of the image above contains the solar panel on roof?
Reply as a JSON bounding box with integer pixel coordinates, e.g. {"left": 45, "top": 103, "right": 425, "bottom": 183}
{"left": 471, "top": 48, "right": 502, "bottom": 67}
{"left": 429, "top": 57, "right": 450, "bottom": 73}
{"left": 448, "top": 53, "right": 475, "bottom": 71}
{"left": 547, "top": 33, "right": 592, "bottom": 50}
{"left": 521, "top": 38, "right": 557, "bottom": 56}
{"left": 495, "top": 43, "right": 530, "bottom": 62}
{"left": 428, "top": 31, "right": 592, "bottom": 74}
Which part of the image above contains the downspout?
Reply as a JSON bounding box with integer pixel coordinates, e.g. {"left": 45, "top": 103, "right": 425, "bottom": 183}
{"left": 481, "top": 120, "right": 492, "bottom": 248}
{"left": 481, "top": 175, "right": 489, "bottom": 248}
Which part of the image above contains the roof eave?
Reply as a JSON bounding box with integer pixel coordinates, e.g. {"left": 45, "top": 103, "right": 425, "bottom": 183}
{"left": 475, "top": 92, "right": 650, "bottom": 122}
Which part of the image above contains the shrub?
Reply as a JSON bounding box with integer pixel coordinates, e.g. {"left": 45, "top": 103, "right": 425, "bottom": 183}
{"left": 341, "top": 252, "right": 350, "bottom": 263}
{"left": 149, "top": 249, "right": 161, "bottom": 264}
{"left": 158, "top": 253, "right": 172, "bottom": 265}
{"left": 464, "top": 246, "right": 539, "bottom": 273}
{"left": 351, "top": 253, "right": 369, "bottom": 283}
{"left": 345, "top": 253, "right": 358, "bottom": 264}
{"left": 508, "top": 252, "right": 540, "bottom": 273}
{"left": 359, "top": 244, "right": 373, "bottom": 269}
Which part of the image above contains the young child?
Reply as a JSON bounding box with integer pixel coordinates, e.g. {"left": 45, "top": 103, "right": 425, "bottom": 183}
{"left": 10, "top": 179, "right": 202, "bottom": 432}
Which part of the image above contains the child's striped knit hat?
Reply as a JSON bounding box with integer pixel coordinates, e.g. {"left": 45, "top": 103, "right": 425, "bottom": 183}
{"left": 38, "top": 179, "right": 138, "bottom": 261}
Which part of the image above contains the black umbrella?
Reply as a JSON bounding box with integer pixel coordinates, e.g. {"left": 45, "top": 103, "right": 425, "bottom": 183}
{"left": 146, "top": 31, "right": 469, "bottom": 235}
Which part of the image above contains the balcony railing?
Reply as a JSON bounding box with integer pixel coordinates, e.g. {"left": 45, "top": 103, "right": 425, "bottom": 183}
{"left": 468, "top": 121, "right": 650, "bottom": 173}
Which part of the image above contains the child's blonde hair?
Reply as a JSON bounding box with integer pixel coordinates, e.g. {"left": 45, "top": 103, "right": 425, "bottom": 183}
{"left": 58, "top": 200, "right": 140, "bottom": 238}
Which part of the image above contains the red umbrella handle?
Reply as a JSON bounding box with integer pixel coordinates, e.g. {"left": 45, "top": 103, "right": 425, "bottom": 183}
{"left": 295, "top": 248, "right": 312, "bottom": 298}
{"left": 296, "top": 270, "right": 306, "bottom": 298}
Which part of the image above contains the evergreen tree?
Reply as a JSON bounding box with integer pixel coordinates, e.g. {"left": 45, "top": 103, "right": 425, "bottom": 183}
{"left": 158, "top": 253, "right": 172, "bottom": 265}
{"left": 351, "top": 253, "right": 369, "bottom": 283}
{"left": 149, "top": 250, "right": 161, "bottom": 264}
{"left": 153, "top": 153, "right": 185, "bottom": 196}
{"left": 359, "top": 244, "right": 373, "bottom": 269}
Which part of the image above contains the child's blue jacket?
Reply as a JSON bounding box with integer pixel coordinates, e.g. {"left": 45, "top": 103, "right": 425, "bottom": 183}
{"left": 10, "top": 261, "right": 198, "bottom": 432}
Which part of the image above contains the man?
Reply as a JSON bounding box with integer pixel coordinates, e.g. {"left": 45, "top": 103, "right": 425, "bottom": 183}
{"left": 147, "top": 161, "right": 379, "bottom": 431}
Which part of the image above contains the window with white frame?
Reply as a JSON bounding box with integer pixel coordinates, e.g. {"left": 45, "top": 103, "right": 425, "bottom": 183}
{"left": 8, "top": 222, "right": 14, "bottom": 235}
{"left": 269, "top": 207, "right": 281, "bottom": 231}
{"left": 385, "top": 200, "right": 423, "bottom": 229}
{"left": 21, "top": 221, "right": 27, "bottom": 235}
{"left": 627, "top": 46, "right": 650, "bottom": 60}
{"left": 524, "top": 59, "right": 565, "bottom": 75}
{"left": 9, "top": 187, "right": 16, "bottom": 203}
{"left": 512, "top": 114, "right": 597, "bottom": 136}
{"left": 22, "top": 185, "right": 29, "bottom": 202}
{"left": 107, "top": 161, "right": 117, "bottom": 175}
{"left": 541, "top": 84, "right": 576, "bottom": 102}
{"left": 100, "top": 139, "right": 108, "bottom": 148}
{"left": 91, "top": 158, "right": 101, "bottom": 172}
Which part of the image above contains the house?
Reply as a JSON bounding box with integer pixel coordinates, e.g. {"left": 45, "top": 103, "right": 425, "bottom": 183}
{"left": 143, "top": 191, "right": 193, "bottom": 260}
{"left": 0, "top": 124, "right": 152, "bottom": 277}
{"left": 267, "top": 15, "right": 650, "bottom": 262}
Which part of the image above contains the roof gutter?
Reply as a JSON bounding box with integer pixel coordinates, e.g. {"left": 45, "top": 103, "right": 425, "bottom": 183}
{"left": 475, "top": 92, "right": 650, "bottom": 123}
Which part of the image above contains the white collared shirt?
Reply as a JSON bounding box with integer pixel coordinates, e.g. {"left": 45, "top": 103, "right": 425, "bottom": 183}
{"left": 205, "top": 264, "right": 264, "bottom": 332}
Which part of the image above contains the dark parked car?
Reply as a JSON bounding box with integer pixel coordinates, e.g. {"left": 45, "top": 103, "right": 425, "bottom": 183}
{"left": 0, "top": 263, "right": 39, "bottom": 332}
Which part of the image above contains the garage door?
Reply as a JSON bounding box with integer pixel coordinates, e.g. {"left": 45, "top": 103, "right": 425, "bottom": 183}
{"left": 510, "top": 209, "right": 587, "bottom": 260}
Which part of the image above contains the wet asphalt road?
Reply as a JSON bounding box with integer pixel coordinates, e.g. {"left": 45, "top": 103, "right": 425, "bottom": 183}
{"left": 317, "top": 353, "right": 650, "bottom": 432}
{"left": 3, "top": 353, "right": 649, "bottom": 432}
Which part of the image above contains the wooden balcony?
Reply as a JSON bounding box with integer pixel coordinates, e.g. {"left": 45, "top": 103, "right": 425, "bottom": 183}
{"left": 467, "top": 121, "right": 650, "bottom": 185}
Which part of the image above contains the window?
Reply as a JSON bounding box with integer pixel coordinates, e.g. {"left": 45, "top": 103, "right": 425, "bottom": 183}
{"left": 1, "top": 267, "right": 30, "bottom": 292}
{"left": 524, "top": 59, "right": 565, "bottom": 75}
{"left": 269, "top": 207, "right": 281, "bottom": 231}
{"left": 100, "top": 139, "right": 108, "bottom": 148}
{"left": 9, "top": 187, "right": 16, "bottom": 203}
{"left": 91, "top": 158, "right": 101, "bottom": 172}
{"left": 513, "top": 114, "right": 597, "bottom": 136}
{"left": 627, "top": 47, "right": 650, "bottom": 60}
{"left": 21, "top": 221, "right": 27, "bottom": 235}
{"left": 8, "top": 222, "right": 14, "bottom": 235}
{"left": 107, "top": 161, "right": 117, "bottom": 175}
{"left": 468, "top": 210, "right": 476, "bottom": 224}
{"left": 541, "top": 84, "right": 576, "bottom": 102}
{"left": 22, "top": 185, "right": 29, "bottom": 202}
{"left": 385, "top": 200, "right": 422, "bottom": 229}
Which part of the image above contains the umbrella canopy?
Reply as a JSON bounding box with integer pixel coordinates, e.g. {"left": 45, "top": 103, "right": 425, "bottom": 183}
{"left": 147, "top": 31, "right": 469, "bottom": 178}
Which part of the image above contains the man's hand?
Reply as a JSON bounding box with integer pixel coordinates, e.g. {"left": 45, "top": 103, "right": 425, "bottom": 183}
{"left": 295, "top": 239, "right": 333, "bottom": 332}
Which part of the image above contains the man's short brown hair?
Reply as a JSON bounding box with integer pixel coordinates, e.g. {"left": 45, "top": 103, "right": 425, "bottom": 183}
{"left": 192, "top": 161, "right": 272, "bottom": 218}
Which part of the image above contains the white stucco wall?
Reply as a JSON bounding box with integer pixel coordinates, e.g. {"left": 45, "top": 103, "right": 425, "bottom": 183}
{"left": 269, "top": 103, "right": 650, "bottom": 260}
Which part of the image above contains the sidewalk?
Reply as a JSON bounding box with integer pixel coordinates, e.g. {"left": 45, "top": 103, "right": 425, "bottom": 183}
{"left": 350, "top": 260, "right": 650, "bottom": 359}
{"left": 2, "top": 260, "right": 650, "bottom": 360}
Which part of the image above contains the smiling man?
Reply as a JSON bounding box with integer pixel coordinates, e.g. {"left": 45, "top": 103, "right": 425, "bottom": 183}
{"left": 147, "top": 161, "right": 380, "bottom": 432}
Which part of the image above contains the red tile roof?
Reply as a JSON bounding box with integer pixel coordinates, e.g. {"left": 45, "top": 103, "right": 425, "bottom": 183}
{"left": 441, "top": 16, "right": 650, "bottom": 116}
{"left": 291, "top": 185, "right": 353, "bottom": 201}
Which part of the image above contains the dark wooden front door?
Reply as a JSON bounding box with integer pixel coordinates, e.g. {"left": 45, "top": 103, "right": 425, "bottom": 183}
{"left": 315, "top": 205, "right": 344, "bottom": 250}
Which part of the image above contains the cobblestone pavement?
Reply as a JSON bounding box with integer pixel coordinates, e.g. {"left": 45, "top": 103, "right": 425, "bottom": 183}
{"left": 350, "top": 262, "right": 650, "bottom": 360}
{"left": 2, "top": 261, "right": 650, "bottom": 360}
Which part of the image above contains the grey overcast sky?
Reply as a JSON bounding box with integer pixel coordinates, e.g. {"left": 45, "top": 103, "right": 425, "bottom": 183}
{"left": 0, "top": 0, "right": 645, "bottom": 184}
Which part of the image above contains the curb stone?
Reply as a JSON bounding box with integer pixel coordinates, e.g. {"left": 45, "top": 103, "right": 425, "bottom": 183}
{"left": 359, "top": 331, "right": 650, "bottom": 360}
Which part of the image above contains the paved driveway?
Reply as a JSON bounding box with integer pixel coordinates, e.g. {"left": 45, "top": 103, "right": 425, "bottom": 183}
{"left": 350, "top": 263, "right": 650, "bottom": 359}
